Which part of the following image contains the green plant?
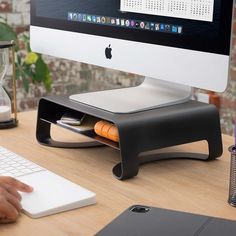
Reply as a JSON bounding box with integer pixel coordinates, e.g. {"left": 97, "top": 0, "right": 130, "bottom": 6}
{"left": 0, "top": 21, "right": 52, "bottom": 92}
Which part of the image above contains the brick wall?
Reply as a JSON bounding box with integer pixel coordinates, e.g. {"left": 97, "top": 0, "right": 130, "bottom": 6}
{"left": 0, "top": 0, "right": 235, "bottom": 135}
{"left": 222, "top": 6, "right": 236, "bottom": 135}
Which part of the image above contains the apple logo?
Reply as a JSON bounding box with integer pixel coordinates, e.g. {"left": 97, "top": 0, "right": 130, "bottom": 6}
{"left": 105, "top": 44, "right": 112, "bottom": 59}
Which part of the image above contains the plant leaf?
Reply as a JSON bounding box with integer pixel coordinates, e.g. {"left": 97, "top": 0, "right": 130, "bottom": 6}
{"left": 0, "top": 22, "right": 52, "bottom": 93}
{"left": 34, "top": 55, "right": 48, "bottom": 82}
{"left": 23, "top": 78, "right": 29, "bottom": 93}
{"left": 43, "top": 69, "right": 52, "bottom": 92}
{"left": 0, "top": 22, "right": 17, "bottom": 41}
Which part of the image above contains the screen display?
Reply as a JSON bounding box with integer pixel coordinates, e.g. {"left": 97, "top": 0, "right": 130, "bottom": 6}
{"left": 31, "top": 0, "right": 233, "bottom": 55}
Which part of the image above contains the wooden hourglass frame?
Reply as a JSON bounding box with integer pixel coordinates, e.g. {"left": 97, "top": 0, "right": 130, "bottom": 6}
{"left": 0, "top": 41, "right": 18, "bottom": 129}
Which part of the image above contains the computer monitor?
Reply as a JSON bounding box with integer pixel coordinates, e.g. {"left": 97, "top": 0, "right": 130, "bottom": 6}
{"left": 30, "top": 0, "right": 234, "bottom": 113}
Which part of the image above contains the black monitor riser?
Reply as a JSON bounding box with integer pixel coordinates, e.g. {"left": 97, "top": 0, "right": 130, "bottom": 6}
{"left": 36, "top": 95, "right": 222, "bottom": 180}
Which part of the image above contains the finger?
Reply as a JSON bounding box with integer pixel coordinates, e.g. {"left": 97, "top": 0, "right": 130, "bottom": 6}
{"left": 0, "top": 177, "right": 33, "bottom": 192}
{"left": 5, "top": 192, "right": 22, "bottom": 212}
{"left": 0, "top": 213, "right": 18, "bottom": 224}
{"left": 0, "top": 198, "right": 19, "bottom": 223}
{"left": 0, "top": 218, "right": 15, "bottom": 224}
{"left": 0, "top": 183, "right": 22, "bottom": 200}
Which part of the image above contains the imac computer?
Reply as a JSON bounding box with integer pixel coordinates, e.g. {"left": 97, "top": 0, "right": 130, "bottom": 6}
{"left": 30, "top": 0, "right": 234, "bottom": 113}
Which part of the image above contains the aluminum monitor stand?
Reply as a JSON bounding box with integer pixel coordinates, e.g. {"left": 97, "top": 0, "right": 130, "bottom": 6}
{"left": 69, "top": 77, "right": 192, "bottom": 113}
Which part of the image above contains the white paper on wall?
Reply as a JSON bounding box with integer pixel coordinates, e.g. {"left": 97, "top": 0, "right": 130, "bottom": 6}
{"left": 120, "top": 0, "right": 214, "bottom": 22}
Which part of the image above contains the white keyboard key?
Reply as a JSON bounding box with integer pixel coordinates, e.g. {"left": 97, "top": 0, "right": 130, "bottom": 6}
{"left": 15, "top": 172, "right": 25, "bottom": 177}
{"left": 31, "top": 167, "right": 44, "bottom": 172}
{"left": 5, "top": 167, "right": 15, "bottom": 171}
{"left": 10, "top": 169, "right": 20, "bottom": 174}
{"left": 17, "top": 159, "right": 28, "bottom": 164}
{"left": 1, "top": 164, "right": 9, "bottom": 168}
{"left": 12, "top": 163, "right": 21, "bottom": 168}
{"left": 0, "top": 172, "right": 7, "bottom": 175}
{"left": 21, "top": 169, "right": 34, "bottom": 174}
{"left": 0, "top": 149, "right": 46, "bottom": 177}
{"left": 16, "top": 166, "right": 27, "bottom": 170}
{"left": 6, "top": 161, "right": 16, "bottom": 165}
{"left": 4, "top": 173, "right": 15, "bottom": 177}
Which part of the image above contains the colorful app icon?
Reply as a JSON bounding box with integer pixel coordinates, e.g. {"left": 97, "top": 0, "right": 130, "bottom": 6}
{"left": 145, "top": 22, "right": 150, "bottom": 30}
{"left": 72, "top": 13, "right": 78, "bottom": 21}
{"left": 78, "top": 14, "right": 83, "bottom": 22}
{"left": 140, "top": 22, "right": 145, "bottom": 29}
{"left": 131, "top": 20, "right": 135, "bottom": 27}
{"left": 101, "top": 17, "right": 106, "bottom": 24}
{"left": 97, "top": 16, "right": 101, "bottom": 23}
{"left": 106, "top": 17, "right": 111, "bottom": 24}
{"left": 68, "top": 12, "right": 73, "bottom": 21}
{"left": 92, "top": 16, "right": 96, "bottom": 23}
{"left": 150, "top": 22, "right": 155, "bottom": 30}
{"left": 87, "top": 15, "right": 92, "bottom": 22}
{"left": 155, "top": 23, "right": 160, "bottom": 31}
{"left": 178, "top": 26, "right": 183, "bottom": 34}
{"left": 160, "top": 24, "right": 165, "bottom": 31}
{"left": 172, "top": 26, "right": 178, "bottom": 33}
{"left": 165, "top": 24, "right": 171, "bottom": 32}
{"left": 125, "top": 19, "right": 130, "bottom": 27}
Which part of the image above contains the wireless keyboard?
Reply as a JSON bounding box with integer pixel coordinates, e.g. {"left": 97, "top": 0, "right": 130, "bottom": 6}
{"left": 0, "top": 146, "right": 96, "bottom": 218}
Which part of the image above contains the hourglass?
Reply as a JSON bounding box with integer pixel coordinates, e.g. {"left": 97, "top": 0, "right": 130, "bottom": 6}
{"left": 0, "top": 41, "right": 18, "bottom": 129}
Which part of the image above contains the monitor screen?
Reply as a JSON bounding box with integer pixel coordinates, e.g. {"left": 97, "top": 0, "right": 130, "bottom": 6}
{"left": 30, "top": 0, "right": 234, "bottom": 100}
{"left": 32, "top": 0, "right": 232, "bottom": 55}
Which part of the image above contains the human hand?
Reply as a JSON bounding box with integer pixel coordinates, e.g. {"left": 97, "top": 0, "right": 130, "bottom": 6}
{"left": 0, "top": 176, "right": 33, "bottom": 223}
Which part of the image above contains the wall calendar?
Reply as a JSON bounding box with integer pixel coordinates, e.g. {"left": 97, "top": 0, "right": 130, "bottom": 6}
{"left": 120, "top": 0, "right": 214, "bottom": 22}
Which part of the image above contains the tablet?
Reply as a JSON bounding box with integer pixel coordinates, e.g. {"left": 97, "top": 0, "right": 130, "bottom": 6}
{"left": 95, "top": 205, "right": 236, "bottom": 236}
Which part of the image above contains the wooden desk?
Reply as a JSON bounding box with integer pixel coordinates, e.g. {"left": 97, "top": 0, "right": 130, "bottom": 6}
{"left": 0, "top": 111, "right": 235, "bottom": 235}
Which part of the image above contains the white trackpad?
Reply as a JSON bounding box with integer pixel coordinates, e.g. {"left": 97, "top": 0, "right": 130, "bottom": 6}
{"left": 18, "top": 171, "right": 96, "bottom": 218}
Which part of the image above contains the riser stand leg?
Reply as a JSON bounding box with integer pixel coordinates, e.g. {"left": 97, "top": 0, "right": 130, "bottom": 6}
{"left": 113, "top": 149, "right": 139, "bottom": 180}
